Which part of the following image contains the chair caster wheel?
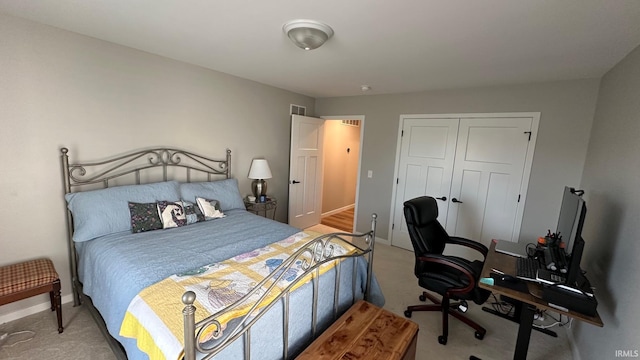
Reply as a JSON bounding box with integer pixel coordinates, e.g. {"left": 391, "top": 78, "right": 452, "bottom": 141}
{"left": 419, "top": 294, "right": 426, "bottom": 301}
{"left": 475, "top": 331, "right": 485, "bottom": 340}
{"left": 438, "top": 335, "right": 447, "bottom": 345}
{"left": 404, "top": 310, "right": 412, "bottom": 318}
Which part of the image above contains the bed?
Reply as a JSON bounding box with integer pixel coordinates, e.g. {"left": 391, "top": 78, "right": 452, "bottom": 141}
{"left": 60, "top": 147, "right": 383, "bottom": 360}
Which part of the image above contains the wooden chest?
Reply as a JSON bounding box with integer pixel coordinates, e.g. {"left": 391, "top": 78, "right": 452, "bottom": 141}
{"left": 297, "top": 300, "right": 418, "bottom": 360}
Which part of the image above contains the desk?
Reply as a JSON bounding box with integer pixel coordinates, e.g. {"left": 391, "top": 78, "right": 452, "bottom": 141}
{"left": 479, "top": 241, "right": 603, "bottom": 360}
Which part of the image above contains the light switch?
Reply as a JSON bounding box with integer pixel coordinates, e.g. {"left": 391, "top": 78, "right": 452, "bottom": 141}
{"left": 367, "top": 170, "right": 373, "bottom": 178}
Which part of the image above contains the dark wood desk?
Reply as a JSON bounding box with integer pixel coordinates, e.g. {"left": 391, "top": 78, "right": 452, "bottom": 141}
{"left": 479, "top": 240, "right": 603, "bottom": 360}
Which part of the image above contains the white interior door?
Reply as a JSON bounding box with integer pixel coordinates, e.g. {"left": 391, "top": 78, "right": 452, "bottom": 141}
{"left": 446, "top": 117, "right": 532, "bottom": 244}
{"left": 288, "top": 115, "right": 325, "bottom": 229}
{"left": 391, "top": 118, "right": 458, "bottom": 250}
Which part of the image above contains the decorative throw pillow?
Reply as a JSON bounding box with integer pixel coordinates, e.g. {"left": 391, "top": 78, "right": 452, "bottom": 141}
{"left": 182, "top": 201, "right": 205, "bottom": 224}
{"left": 157, "top": 201, "right": 188, "bottom": 229}
{"left": 128, "top": 202, "right": 163, "bottom": 233}
{"left": 196, "top": 197, "right": 225, "bottom": 220}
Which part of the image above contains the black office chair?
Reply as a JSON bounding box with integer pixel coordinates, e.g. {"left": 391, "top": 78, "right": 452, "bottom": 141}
{"left": 403, "top": 196, "right": 490, "bottom": 345}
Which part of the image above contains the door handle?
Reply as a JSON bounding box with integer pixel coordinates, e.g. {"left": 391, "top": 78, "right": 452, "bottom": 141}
{"left": 291, "top": 180, "right": 301, "bottom": 184}
{"left": 435, "top": 196, "right": 447, "bottom": 201}
{"left": 452, "top": 198, "right": 463, "bottom": 203}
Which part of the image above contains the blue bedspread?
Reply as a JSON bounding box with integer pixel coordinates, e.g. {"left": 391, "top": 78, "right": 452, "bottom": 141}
{"left": 76, "top": 210, "right": 383, "bottom": 360}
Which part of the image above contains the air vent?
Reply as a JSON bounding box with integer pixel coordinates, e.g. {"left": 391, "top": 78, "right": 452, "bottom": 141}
{"left": 290, "top": 104, "right": 306, "bottom": 116}
{"left": 341, "top": 119, "right": 360, "bottom": 127}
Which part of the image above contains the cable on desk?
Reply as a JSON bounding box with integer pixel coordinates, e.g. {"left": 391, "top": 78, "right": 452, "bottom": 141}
{"left": 528, "top": 287, "right": 543, "bottom": 299}
{"left": 525, "top": 242, "right": 538, "bottom": 257}
{"left": 488, "top": 293, "right": 514, "bottom": 316}
{"left": 533, "top": 316, "right": 572, "bottom": 330}
{"left": 532, "top": 310, "right": 572, "bottom": 330}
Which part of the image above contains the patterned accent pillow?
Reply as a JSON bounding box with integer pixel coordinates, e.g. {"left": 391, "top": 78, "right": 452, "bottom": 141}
{"left": 128, "top": 202, "right": 163, "bottom": 233}
{"left": 196, "top": 197, "right": 225, "bottom": 220}
{"left": 157, "top": 201, "right": 187, "bottom": 229}
{"left": 182, "top": 201, "right": 205, "bottom": 224}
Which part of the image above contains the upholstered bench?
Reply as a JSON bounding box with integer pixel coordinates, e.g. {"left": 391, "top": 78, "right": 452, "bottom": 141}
{"left": 297, "top": 300, "right": 419, "bottom": 360}
{"left": 0, "top": 258, "right": 63, "bottom": 333}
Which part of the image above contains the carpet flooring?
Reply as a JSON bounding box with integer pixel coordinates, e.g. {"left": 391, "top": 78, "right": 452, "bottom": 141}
{"left": 0, "top": 224, "right": 574, "bottom": 360}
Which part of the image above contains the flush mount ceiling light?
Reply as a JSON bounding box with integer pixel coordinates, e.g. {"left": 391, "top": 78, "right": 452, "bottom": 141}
{"left": 283, "top": 19, "right": 334, "bottom": 51}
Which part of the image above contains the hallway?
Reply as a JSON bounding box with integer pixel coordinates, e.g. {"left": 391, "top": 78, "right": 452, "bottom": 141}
{"left": 320, "top": 208, "right": 354, "bottom": 232}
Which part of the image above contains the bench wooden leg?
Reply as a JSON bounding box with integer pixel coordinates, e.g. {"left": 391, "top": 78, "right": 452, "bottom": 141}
{"left": 51, "top": 279, "right": 63, "bottom": 333}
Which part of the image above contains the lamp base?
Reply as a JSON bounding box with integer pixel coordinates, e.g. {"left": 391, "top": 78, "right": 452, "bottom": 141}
{"left": 251, "top": 179, "right": 267, "bottom": 199}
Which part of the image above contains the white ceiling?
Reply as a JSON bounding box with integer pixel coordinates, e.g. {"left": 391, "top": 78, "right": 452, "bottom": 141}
{"left": 2, "top": 1, "right": 640, "bottom": 98}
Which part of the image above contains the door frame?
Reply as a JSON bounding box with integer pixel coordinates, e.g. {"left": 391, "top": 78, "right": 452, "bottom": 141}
{"left": 320, "top": 115, "right": 365, "bottom": 232}
{"left": 388, "top": 112, "right": 540, "bottom": 245}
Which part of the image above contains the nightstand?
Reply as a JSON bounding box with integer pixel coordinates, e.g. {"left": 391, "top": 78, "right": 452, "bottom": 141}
{"left": 244, "top": 197, "right": 277, "bottom": 220}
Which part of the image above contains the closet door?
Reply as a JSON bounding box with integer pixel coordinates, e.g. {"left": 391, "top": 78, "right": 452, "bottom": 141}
{"left": 445, "top": 117, "right": 533, "bottom": 244}
{"left": 391, "top": 118, "right": 458, "bottom": 251}
{"left": 390, "top": 113, "right": 537, "bottom": 253}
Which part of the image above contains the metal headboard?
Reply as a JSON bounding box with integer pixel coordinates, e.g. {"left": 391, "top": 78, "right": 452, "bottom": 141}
{"left": 60, "top": 147, "right": 232, "bottom": 305}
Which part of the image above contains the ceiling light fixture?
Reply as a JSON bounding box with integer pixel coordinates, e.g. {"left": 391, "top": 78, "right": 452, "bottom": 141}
{"left": 283, "top": 19, "right": 334, "bottom": 51}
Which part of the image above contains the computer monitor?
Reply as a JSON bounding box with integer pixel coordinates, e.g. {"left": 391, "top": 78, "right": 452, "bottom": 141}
{"left": 565, "top": 201, "right": 587, "bottom": 287}
{"left": 555, "top": 186, "right": 585, "bottom": 255}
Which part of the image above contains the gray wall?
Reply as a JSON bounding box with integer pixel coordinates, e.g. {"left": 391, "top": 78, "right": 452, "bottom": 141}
{"left": 571, "top": 45, "right": 640, "bottom": 358}
{"left": 316, "top": 80, "right": 600, "bottom": 242}
{"left": 0, "top": 14, "right": 313, "bottom": 320}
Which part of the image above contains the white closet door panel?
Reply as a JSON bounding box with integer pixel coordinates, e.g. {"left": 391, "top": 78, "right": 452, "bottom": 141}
{"left": 483, "top": 172, "right": 515, "bottom": 242}
{"left": 447, "top": 117, "right": 532, "bottom": 244}
{"left": 391, "top": 118, "right": 458, "bottom": 251}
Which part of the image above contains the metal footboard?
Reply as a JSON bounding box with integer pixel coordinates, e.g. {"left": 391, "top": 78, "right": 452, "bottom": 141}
{"left": 182, "top": 214, "right": 377, "bottom": 360}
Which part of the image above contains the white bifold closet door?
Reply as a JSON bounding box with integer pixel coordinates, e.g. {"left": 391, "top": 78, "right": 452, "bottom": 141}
{"left": 391, "top": 114, "right": 538, "bottom": 258}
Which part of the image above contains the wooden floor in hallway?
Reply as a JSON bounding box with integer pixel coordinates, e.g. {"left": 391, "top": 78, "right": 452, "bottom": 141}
{"left": 320, "top": 207, "right": 354, "bottom": 232}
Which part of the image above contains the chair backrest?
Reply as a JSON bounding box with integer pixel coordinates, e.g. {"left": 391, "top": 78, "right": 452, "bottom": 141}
{"left": 403, "top": 196, "right": 449, "bottom": 256}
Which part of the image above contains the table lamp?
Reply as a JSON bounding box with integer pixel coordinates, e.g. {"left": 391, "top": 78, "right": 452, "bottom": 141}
{"left": 248, "top": 159, "right": 272, "bottom": 199}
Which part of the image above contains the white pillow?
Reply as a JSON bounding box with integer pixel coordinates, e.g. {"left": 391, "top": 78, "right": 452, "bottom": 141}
{"left": 196, "top": 197, "right": 225, "bottom": 220}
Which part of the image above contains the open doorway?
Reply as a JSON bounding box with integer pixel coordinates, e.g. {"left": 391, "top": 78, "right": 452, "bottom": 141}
{"left": 319, "top": 116, "right": 364, "bottom": 232}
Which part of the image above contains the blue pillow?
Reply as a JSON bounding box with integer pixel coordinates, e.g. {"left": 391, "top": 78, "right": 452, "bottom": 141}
{"left": 179, "top": 179, "right": 245, "bottom": 211}
{"left": 65, "top": 181, "right": 180, "bottom": 242}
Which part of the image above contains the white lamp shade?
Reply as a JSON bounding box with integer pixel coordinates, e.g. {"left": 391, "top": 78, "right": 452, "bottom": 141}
{"left": 248, "top": 159, "right": 272, "bottom": 179}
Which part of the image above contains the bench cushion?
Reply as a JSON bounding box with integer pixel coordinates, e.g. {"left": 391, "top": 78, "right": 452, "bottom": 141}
{"left": 0, "top": 258, "right": 59, "bottom": 296}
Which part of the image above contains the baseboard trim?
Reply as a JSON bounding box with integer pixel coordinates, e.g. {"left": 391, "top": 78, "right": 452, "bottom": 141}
{"left": 375, "top": 236, "right": 390, "bottom": 246}
{"left": 0, "top": 294, "right": 74, "bottom": 324}
{"left": 321, "top": 204, "right": 355, "bottom": 218}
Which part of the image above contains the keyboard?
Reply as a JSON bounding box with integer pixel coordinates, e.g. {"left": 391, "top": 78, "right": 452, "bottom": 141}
{"left": 516, "top": 257, "right": 543, "bottom": 281}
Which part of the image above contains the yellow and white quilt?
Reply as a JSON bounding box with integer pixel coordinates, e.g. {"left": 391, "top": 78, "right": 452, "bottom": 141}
{"left": 119, "top": 231, "right": 353, "bottom": 360}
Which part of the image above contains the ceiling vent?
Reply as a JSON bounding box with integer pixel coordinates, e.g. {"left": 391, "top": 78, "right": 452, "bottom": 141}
{"left": 341, "top": 119, "right": 360, "bottom": 127}
{"left": 290, "top": 104, "right": 306, "bottom": 116}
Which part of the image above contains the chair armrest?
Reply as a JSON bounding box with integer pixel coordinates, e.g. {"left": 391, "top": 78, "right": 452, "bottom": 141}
{"left": 447, "top": 236, "right": 489, "bottom": 259}
{"left": 417, "top": 254, "right": 476, "bottom": 295}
